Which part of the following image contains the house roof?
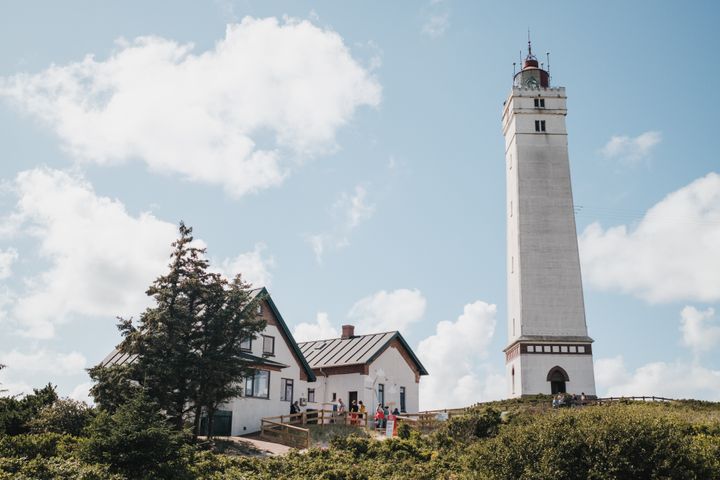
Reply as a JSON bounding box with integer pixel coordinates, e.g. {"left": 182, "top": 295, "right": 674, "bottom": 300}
{"left": 297, "top": 331, "right": 429, "bottom": 375}
{"left": 101, "top": 348, "right": 289, "bottom": 370}
{"left": 99, "top": 287, "right": 314, "bottom": 381}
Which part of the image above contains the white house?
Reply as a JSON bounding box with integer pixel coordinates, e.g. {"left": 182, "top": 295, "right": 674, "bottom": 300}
{"left": 297, "top": 325, "right": 428, "bottom": 415}
{"left": 101, "top": 287, "right": 316, "bottom": 435}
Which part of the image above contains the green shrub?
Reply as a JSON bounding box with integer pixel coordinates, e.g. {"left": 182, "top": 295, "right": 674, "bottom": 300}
{"left": 0, "top": 456, "right": 122, "bottom": 480}
{"left": 467, "top": 404, "right": 718, "bottom": 480}
{"left": 0, "top": 432, "right": 77, "bottom": 459}
{"left": 29, "top": 399, "right": 94, "bottom": 437}
{"left": 78, "top": 393, "right": 193, "bottom": 480}
{"left": 0, "top": 384, "right": 58, "bottom": 435}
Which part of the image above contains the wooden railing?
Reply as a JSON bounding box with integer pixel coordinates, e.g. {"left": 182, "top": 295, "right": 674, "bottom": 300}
{"left": 593, "top": 396, "right": 673, "bottom": 405}
{"left": 261, "top": 397, "right": 682, "bottom": 448}
{"left": 260, "top": 418, "right": 310, "bottom": 449}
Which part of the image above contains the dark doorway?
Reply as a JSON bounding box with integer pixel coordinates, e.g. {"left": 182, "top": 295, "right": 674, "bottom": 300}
{"left": 348, "top": 391, "right": 358, "bottom": 407}
{"left": 547, "top": 366, "right": 570, "bottom": 394}
{"left": 199, "top": 410, "right": 232, "bottom": 436}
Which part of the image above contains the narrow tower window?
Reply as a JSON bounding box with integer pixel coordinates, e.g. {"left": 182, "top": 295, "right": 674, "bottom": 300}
{"left": 534, "top": 98, "right": 545, "bottom": 108}
{"left": 534, "top": 120, "right": 540, "bottom": 131}
{"left": 541, "top": 120, "right": 546, "bottom": 132}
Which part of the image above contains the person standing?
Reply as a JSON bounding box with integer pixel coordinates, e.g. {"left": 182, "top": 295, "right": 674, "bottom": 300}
{"left": 350, "top": 400, "right": 358, "bottom": 425}
{"left": 359, "top": 401, "right": 367, "bottom": 427}
{"left": 374, "top": 403, "right": 385, "bottom": 429}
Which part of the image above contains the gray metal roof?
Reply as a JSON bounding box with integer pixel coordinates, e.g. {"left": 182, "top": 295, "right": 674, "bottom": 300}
{"left": 297, "top": 332, "right": 397, "bottom": 369}
{"left": 100, "top": 348, "right": 289, "bottom": 370}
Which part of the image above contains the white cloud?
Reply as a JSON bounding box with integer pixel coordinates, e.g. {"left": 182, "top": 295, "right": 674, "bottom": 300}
{"left": 0, "top": 17, "right": 381, "bottom": 197}
{"left": 2, "top": 168, "right": 275, "bottom": 339}
{"left": 292, "top": 312, "right": 339, "bottom": 342}
{"left": 595, "top": 355, "right": 720, "bottom": 401}
{"left": 0, "top": 248, "right": 18, "bottom": 279}
{"left": 7, "top": 168, "right": 177, "bottom": 338}
{"left": 0, "top": 378, "right": 33, "bottom": 397}
{"left": 417, "top": 301, "right": 501, "bottom": 410}
{"left": 347, "top": 289, "right": 426, "bottom": 334}
{"left": 0, "top": 349, "right": 86, "bottom": 376}
{"left": 69, "top": 382, "right": 93, "bottom": 404}
{"left": 680, "top": 306, "right": 720, "bottom": 354}
{"left": 219, "top": 243, "right": 274, "bottom": 288}
{"left": 579, "top": 172, "right": 720, "bottom": 303}
{"left": 307, "top": 184, "right": 375, "bottom": 263}
{"left": 600, "top": 131, "right": 661, "bottom": 165}
{"left": 422, "top": 13, "right": 449, "bottom": 38}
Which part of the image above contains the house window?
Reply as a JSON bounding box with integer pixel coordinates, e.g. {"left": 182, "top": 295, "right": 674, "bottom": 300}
{"left": 377, "top": 383, "right": 385, "bottom": 406}
{"left": 400, "top": 386, "right": 406, "bottom": 413}
{"left": 534, "top": 98, "right": 545, "bottom": 108}
{"left": 307, "top": 388, "right": 315, "bottom": 403}
{"left": 245, "top": 370, "right": 270, "bottom": 398}
{"left": 239, "top": 336, "right": 252, "bottom": 352}
{"left": 262, "top": 335, "right": 275, "bottom": 356}
{"left": 256, "top": 303, "right": 263, "bottom": 315}
{"left": 281, "top": 378, "right": 294, "bottom": 402}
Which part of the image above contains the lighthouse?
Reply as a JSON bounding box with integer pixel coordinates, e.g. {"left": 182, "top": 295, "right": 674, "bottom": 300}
{"left": 502, "top": 40, "right": 596, "bottom": 397}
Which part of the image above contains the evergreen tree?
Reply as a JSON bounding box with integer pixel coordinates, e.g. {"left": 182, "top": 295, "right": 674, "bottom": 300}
{"left": 190, "top": 274, "right": 264, "bottom": 438}
{"left": 90, "top": 223, "right": 265, "bottom": 437}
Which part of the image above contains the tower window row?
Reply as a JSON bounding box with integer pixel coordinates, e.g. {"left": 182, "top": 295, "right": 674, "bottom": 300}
{"left": 534, "top": 120, "right": 546, "bottom": 132}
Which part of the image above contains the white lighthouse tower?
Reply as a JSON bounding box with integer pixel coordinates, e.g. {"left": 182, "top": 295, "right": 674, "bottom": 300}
{"left": 502, "top": 40, "right": 596, "bottom": 397}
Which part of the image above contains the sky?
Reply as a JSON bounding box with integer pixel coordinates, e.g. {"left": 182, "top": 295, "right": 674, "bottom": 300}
{"left": 0, "top": 1, "right": 718, "bottom": 410}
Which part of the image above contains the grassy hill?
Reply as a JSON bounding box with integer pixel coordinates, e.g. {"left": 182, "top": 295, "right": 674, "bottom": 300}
{"left": 1, "top": 397, "right": 719, "bottom": 479}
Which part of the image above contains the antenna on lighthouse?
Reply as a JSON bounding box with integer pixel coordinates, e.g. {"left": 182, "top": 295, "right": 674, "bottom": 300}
{"left": 546, "top": 51, "right": 551, "bottom": 83}
{"left": 527, "top": 28, "right": 532, "bottom": 56}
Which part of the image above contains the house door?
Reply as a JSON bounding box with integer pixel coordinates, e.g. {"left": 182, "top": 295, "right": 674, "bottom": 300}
{"left": 199, "top": 410, "right": 232, "bottom": 436}
{"left": 348, "top": 391, "right": 358, "bottom": 408}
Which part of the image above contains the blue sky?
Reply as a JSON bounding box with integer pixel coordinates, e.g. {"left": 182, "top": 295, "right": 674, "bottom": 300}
{"left": 0, "top": 1, "right": 718, "bottom": 409}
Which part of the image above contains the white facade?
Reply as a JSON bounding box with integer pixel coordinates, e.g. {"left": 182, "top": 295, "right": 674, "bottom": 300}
{"left": 222, "top": 297, "right": 315, "bottom": 435}
{"left": 305, "top": 344, "right": 419, "bottom": 415}
{"left": 502, "top": 50, "right": 596, "bottom": 397}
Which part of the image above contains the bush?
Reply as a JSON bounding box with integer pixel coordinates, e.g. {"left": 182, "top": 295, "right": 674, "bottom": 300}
{"left": 0, "top": 384, "right": 58, "bottom": 435}
{"left": 0, "top": 456, "right": 123, "bottom": 480}
{"left": 0, "top": 432, "right": 77, "bottom": 459}
{"left": 467, "top": 404, "right": 718, "bottom": 480}
{"left": 78, "top": 393, "right": 193, "bottom": 480}
{"left": 29, "top": 399, "right": 94, "bottom": 437}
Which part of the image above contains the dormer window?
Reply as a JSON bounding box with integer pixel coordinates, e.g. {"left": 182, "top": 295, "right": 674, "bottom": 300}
{"left": 262, "top": 335, "right": 275, "bottom": 356}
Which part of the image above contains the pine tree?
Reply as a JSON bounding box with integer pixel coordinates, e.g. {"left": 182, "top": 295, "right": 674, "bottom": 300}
{"left": 92, "top": 222, "right": 265, "bottom": 438}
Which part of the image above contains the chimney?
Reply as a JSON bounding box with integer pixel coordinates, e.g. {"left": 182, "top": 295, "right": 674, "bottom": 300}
{"left": 341, "top": 324, "right": 355, "bottom": 340}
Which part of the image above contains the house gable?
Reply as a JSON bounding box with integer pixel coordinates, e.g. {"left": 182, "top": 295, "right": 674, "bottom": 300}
{"left": 254, "top": 288, "right": 316, "bottom": 382}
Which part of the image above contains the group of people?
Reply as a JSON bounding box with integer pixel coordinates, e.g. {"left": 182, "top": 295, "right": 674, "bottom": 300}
{"left": 331, "top": 398, "right": 400, "bottom": 429}
{"left": 552, "top": 392, "right": 587, "bottom": 408}
{"left": 374, "top": 404, "right": 400, "bottom": 429}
